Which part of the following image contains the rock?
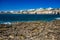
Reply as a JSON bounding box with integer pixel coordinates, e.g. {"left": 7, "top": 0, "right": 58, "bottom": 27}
{"left": 0, "top": 20, "right": 60, "bottom": 40}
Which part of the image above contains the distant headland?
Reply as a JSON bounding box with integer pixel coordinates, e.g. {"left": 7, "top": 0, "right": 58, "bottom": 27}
{"left": 0, "top": 7, "right": 60, "bottom": 14}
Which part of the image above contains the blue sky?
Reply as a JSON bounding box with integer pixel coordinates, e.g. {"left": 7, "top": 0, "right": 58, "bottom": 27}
{"left": 0, "top": 0, "right": 60, "bottom": 11}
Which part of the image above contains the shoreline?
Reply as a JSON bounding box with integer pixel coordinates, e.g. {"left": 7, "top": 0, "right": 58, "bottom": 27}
{"left": 0, "top": 20, "right": 60, "bottom": 40}
{"left": 0, "top": 19, "right": 59, "bottom": 24}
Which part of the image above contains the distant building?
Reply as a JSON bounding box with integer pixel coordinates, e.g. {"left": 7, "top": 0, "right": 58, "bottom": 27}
{"left": 46, "top": 7, "right": 53, "bottom": 10}
{"left": 10, "top": 11, "right": 14, "bottom": 13}
{"left": 4, "top": 11, "right": 8, "bottom": 13}
{"left": 0, "top": 8, "right": 60, "bottom": 14}
{"left": 27, "top": 9, "right": 36, "bottom": 14}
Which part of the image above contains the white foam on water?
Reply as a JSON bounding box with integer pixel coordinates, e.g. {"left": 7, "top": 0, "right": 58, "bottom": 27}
{"left": 0, "top": 22, "right": 11, "bottom": 24}
{"left": 3, "top": 22, "right": 11, "bottom": 24}
{"left": 55, "top": 17, "right": 60, "bottom": 20}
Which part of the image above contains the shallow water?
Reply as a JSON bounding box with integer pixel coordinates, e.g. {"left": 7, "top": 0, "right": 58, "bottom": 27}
{"left": 0, "top": 14, "right": 60, "bottom": 23}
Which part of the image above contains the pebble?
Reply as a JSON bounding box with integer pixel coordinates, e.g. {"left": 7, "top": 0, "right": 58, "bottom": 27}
{"left": 0, "top": 20, "right": 60, "bottom": 40}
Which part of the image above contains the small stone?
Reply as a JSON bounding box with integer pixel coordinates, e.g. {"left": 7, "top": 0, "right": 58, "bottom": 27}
{"left": 19, "top": 35, "right": 25, "bottom": 39}
{"left": 0, "top": 37, "right": 3, "bottom": 40}
{"left": 32, "top": 29, "right": 38, "bottom": 32}
{"left": 9, "top": 35, "right": 14, "bottom": 39}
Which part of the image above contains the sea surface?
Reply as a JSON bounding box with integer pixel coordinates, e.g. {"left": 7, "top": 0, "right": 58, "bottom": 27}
{"left": 0, "top": 14, "right": 60, "bottom": 24}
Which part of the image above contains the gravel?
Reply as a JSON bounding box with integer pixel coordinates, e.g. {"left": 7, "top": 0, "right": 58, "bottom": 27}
{"left": 0, "top": 20, "right": 60, "bottom": 40}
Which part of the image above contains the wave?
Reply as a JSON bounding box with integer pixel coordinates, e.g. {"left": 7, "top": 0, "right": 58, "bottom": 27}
{"left": 0, "top": 22, "right": 11, "bottom": 24}
{"left": 55, "top": 17, "right": 60, "bottom": 20}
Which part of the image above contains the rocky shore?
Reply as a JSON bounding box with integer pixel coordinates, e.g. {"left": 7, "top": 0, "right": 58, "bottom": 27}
{"left": 0, "top": 20, "right": 60, "bottom": 40}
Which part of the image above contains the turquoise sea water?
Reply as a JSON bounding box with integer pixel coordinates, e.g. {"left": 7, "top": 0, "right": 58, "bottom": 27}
{"left": 0, "top": 14, "right": 60, "bottom": 24}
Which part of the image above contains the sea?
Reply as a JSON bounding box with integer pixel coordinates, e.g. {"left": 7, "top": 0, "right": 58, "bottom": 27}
{"left": 0, "top": 14, "right": 60, "bottom": 24}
